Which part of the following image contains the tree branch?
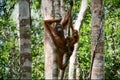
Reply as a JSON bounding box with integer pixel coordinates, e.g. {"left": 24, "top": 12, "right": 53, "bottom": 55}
{"left": 68, "top": 0, "right": 88, "bottom": 79}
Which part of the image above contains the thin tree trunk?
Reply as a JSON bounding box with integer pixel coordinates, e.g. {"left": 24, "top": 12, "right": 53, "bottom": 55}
{"left": 90, "top": 0, "right": 104, "bottom": 79}
{"left": 18, "top": 0, "right": 31, "bottom": 79}
{"left": 69, "top": 0, "right": 88, "bottom": 79}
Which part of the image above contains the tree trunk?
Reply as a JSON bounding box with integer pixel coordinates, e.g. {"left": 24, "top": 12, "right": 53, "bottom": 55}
{"left": 18, "top": 0, "right": 32, "bottom": 79}
{"left": 42, "top": 0, "right": 54, "bottom": 79}
{"left": 68, "top": 0, "right": 88, "bottom": 79}
{"left": 42, "top": 0, "right": 61, "bottom": 79}
{"left": 90, "top": 0, "right": 104, "bottom": 79}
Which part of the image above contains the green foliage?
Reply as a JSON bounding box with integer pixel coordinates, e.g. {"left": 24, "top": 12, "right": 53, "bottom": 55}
{"left": 31, "top": 0, "right": 41, "bottom": 10}
{"left": 0, "top": 0, "right": 120, "bottom": 79}
{"left": 104, "top": 7, "right": 120, "bottom": 79}
{"left": 31, "top": 18, "right": 44, "bottom": 79}
{"left": 104, "top": 0, "right": 120, "bottom": 79}
{"left": 0, "top": 0, "right": 18, "bottom": 78}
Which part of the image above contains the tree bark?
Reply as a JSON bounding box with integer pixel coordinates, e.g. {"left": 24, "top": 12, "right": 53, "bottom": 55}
{"left": 60, "top": 0, "right": 65, "bottom": 18}
{"left": 18, "top": 0, "right": 31, "bottom": 79}
{"left": 42, "top": 0, "right": 54, "bottom": 79}
{"left": 90, "top": 0, "right": 104, "bottom": 79}
{"left": 68, "top": 0, "right": 88, "bottom": 79}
